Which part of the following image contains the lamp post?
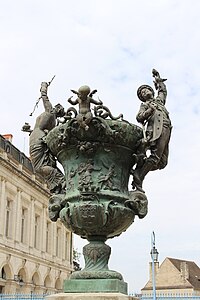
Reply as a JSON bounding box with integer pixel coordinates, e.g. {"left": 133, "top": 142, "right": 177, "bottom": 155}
{"left": 14, "top": 274, "right": 24, "bottom": 292}
{"left": 150, "top": 232, "right": 159, "bottom": 300}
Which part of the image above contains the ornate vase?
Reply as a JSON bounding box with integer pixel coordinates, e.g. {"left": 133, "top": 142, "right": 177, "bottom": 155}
{"left": 46, "top": 110, "right": 148, "bottom": 293}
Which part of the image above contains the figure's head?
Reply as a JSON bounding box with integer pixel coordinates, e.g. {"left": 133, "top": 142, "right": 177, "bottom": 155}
{"left": 137, "top": 85, "right": 154, "bottom": 102}
{"left": 78, "top": 85, "right": 91, "bottom": 99}
{"left": 54, "top": 103, "right": 65, "bottom": 117}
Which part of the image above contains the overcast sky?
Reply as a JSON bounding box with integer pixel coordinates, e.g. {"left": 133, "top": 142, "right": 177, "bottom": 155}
{"left": 1, "top": 0, "right": 200, "bottom": 294}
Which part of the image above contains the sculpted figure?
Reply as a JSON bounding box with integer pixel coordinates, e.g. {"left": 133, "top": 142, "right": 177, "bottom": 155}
{"left": 125, "top": 191, "right": 148, "bottom": 219}
{"left": 68, "top": 85, "right": 103, "bottom": 130}
{"left": 132, "top": 69, "right": 172, "bottom": 192}
{"left": 29, "top": 82, "right": 66, "bottom": 194}
{"left": 98, "top": 164, "right": 119, "bottom": 191}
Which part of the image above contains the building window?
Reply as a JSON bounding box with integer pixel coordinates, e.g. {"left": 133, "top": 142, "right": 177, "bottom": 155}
{"left": 56, "top": 227, "right": 61, "bottom": 258}
{"left": 46, "top": 222, "right": 51, "bottom": 253}
{"left": 5, "top": 145, "right": 10, "bottom": 153}
{"left": 34, "top": 215, "right": 40, "bottom": 249}
{"left": 21, "top": 208, "right": 27, "bottom": 243}
{"left": 5, "top": 199, "right": 12, "bottom": 238}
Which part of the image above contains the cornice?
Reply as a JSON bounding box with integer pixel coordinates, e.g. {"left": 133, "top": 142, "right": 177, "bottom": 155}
{"left": 0, "top": 156, "right": 50, "bottom": 197}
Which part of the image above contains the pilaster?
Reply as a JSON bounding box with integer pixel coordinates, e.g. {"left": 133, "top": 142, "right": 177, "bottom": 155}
{"left": 15, "top": 187, "right": 22, "bottom": 242}
{"left": 0, "top": 177, "right": 6, "bottom": 236}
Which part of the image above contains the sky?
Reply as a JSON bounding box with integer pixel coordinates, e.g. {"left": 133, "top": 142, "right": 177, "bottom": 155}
{"left": 1, "top": 0, "right": 200, "bottom": 294}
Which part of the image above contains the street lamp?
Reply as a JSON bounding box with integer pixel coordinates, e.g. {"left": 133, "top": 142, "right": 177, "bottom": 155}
{"left": 150, "top": 232, "right": 158, "bottom": 300}
{"left": 14, "top": 275, "right": 24, "bottom": 288}
{"left": 19, "top": 278, "right": 24, "bottom": 288}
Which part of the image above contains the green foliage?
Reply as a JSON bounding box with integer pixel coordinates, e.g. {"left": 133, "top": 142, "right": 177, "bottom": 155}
{"left": 73, "top": 248, "right": 81, "bottom": 271}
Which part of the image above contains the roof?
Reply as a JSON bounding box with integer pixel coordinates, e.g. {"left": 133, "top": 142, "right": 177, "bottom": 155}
{"left": 168, "top": 257, "right": 200, "bottom": 290}
{"left": 0, "top": 134, "right": 33, "bottom": 172}
{"left": 142, "top": 257, "right": 200, "bottom": 291}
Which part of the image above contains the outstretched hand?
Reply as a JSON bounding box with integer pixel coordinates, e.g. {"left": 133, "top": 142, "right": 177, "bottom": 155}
{"left": 152, "top": 68, "right": 167, "bottom": 90}
{"left": 152, "top": 68, "right": 159, "bottom": 77}
{"left": 68, "top": 96, "right": 73, "bottom": 102}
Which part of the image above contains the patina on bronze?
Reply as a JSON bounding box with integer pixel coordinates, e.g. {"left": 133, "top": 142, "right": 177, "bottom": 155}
{"left": 132, "top": 69, "right": 172, "bottom": 192}
{"left": 28, "top": 81, "right": 66, "bottom": 221}
{"left": 27, "top": 69, "right": 170, "bottom": 294}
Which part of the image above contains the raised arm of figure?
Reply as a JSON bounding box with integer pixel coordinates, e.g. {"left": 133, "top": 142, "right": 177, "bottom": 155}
{"left": 68, "top": 96, "right": 79, "bottom": 106}
{"left": 40, "top": 82, "right": 53, "bottom": 112}
{"left": 152, "top": 69, "right": 167, "bottom": 105}
{"left": 90, "top": 97, "right": 103, "bottom": 105}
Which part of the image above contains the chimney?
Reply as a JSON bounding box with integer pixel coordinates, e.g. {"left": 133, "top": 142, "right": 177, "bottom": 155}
{"left": 149, "top": 261, "right": 160, "bottom": 281}
{"left": 180, "top": 261, "right": 189, "bottom": 280}
{"left": 3, "top": 134, "right": 13, "bottom": 143}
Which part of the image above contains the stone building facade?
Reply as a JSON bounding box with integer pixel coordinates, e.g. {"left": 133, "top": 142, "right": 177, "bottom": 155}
{"left": 0, "top": 134, "right": 73, "bottom": 294}
{"left": 142, "top": 257, "right": 200, "bottom": 296}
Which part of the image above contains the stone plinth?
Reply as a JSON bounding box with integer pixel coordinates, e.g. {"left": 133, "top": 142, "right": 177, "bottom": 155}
{"left": 46, "top": 292, "right": 136, "bottom": 300}
{"left": 63, "top": 279, "right": 127, "bottom": 294}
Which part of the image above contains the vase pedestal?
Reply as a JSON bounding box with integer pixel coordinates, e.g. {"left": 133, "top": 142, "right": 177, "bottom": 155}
{"left": 63, "top": 278, "right": 127, "bottom": 294}
{"left": 46, "top": 292, "right": 136, "bottom": 300}
{"left": 45, "top": 106, "right": 147, "bottom": 300}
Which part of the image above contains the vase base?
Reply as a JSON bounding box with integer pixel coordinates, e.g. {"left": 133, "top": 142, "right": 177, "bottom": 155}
{"left": 70, "top": 269, "right": 123, "bottom": 280}
{"left": 63, "top": 278, "right": 127, "bottom": 294}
